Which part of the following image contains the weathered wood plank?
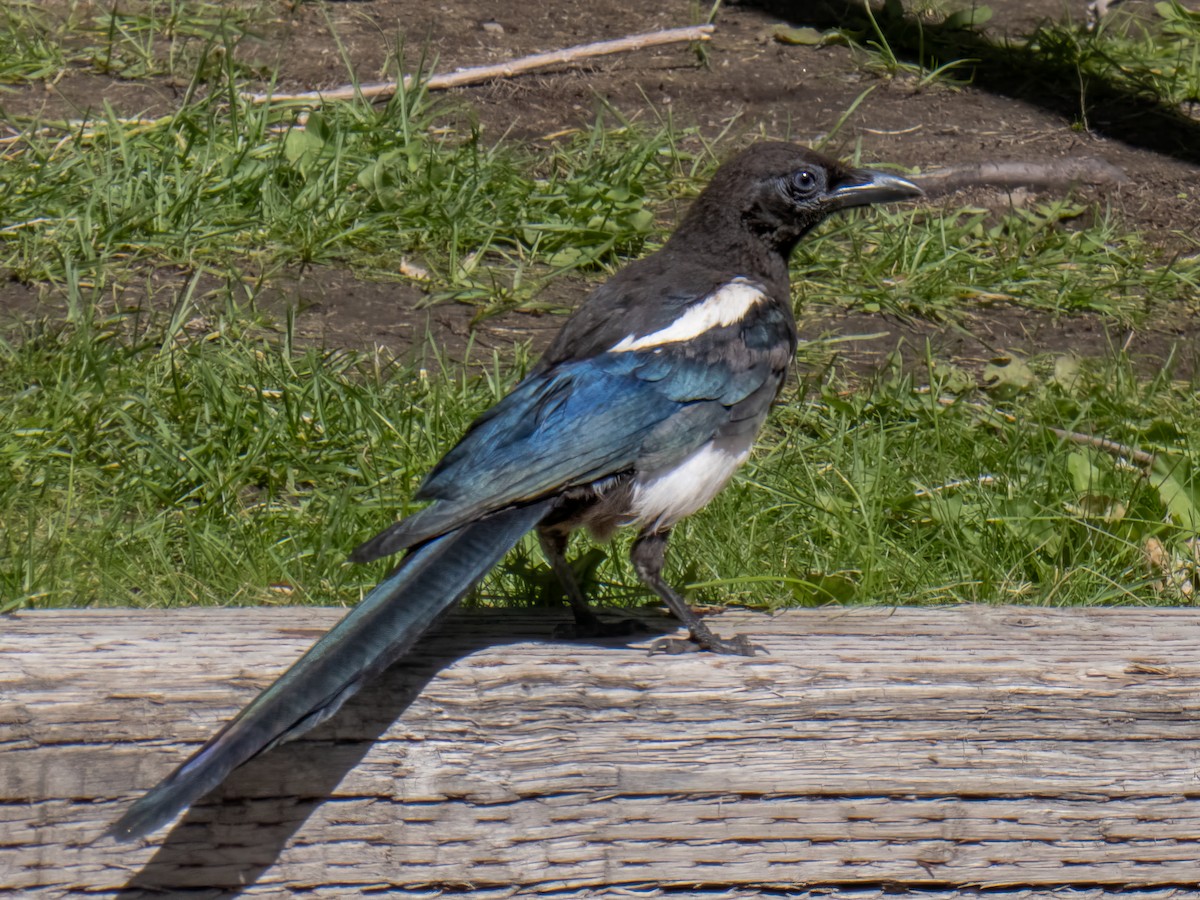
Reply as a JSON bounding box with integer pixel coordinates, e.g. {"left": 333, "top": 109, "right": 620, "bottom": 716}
{"left": 4, "top": 606, "right": 1200, "bottom": 897}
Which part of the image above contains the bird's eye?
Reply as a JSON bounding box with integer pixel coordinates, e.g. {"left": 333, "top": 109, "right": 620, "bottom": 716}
{"left": 791, "top": 169, "right": 818, "bottom": 194}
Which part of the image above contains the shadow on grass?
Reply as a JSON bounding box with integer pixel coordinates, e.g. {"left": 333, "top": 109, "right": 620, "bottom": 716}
{"left": 747, "top": 0, "right": 1200, "bottom": 165}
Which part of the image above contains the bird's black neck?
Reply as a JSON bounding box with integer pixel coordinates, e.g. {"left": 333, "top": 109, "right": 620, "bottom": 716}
{"left": 664, "top": 195, "right": 798, "bottom": 290}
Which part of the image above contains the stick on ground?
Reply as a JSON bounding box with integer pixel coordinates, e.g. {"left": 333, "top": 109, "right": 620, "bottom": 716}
{"left": 912, "top": 157, "right": 1129, "bottom": 197}
{"left": 243, "top": 24, "right": 715, "bottom": 105}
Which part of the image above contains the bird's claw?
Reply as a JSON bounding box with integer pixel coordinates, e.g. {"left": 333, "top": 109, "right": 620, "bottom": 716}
{"left": 648, "top": 631, "right": 764, "bottom": 657}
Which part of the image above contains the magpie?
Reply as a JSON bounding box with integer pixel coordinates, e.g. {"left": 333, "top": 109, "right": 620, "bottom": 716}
{"left": 107, "top": 143, "right": 921, "bottom": 841}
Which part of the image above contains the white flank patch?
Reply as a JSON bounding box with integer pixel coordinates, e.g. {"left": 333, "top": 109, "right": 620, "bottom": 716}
{"left": 611, "top": 278, "right": 766, "bottom": 352}
{"left": 631, "top": 440, "right": 752, "bottom": 530}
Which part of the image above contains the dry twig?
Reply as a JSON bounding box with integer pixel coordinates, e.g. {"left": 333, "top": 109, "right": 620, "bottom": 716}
{"left": 1047, "top": 426, "right": 1157, "bottom": 468}
{"left": 913, "top": 157, "right": 1129, "bottom": 197}
{"left": 934, "top": 393, "right": 1158, "bottom": 469}
{"left": 242, "top": 25, "right": 715, "bottom": 105}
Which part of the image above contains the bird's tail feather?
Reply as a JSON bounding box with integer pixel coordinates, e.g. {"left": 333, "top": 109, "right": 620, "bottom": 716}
{"left": 106, "top": 499, "right": 552, "bottom": 842}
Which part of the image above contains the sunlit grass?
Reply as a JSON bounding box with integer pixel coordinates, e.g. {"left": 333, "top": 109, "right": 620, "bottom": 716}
{"left": 3, "top": 1, "right": 1195, "bottom": 323}
{"left": 801, "top": 199, "right": 1199, "bottom": 321}
{"left": 0, "top": 3, "right": 71, "bottom": 83}
{"left": 687, "top": 348, "right": 1200, "bottom": 611}
{"left": 1029, "top": 1, "right": 1200, "bottom": 112}
{"left": 0, "top": 80, "right": 691, "bottom": 310}
{"left": 2, "top": 0, "right": 1198, "bottom": 616}
{"left": 3, "top": 81, "right": 1193, "bottom": 324}
{"left": 0, "top": 0, "right": 270, "bottom": 83}
{"left": 2, "top": 291, "right": 1196, "bottom": 614}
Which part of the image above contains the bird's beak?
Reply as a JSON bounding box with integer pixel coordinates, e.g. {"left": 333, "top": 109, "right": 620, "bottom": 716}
{"left": 823, "top": 169, "right": 923, "bottom": 212}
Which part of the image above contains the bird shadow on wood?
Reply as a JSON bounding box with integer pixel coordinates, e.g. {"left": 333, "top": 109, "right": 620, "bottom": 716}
{"left": 749, "top": 0, "right": 1200, "bottom": 167}
{"left": 113, "top": 608, "right": 668, "bottom": 899}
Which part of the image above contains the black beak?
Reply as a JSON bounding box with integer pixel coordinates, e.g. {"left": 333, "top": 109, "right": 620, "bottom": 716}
{"left": 823, "top": 168, "right": 923, "bottom": 212}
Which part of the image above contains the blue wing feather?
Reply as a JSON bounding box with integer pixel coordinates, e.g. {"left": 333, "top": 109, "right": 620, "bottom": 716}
{"left": 350, "top": 308, "right": 791, "bottom": 563}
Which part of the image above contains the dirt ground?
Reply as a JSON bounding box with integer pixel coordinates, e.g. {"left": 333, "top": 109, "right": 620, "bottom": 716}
{"left": 6, "top": 0, "right": 1200, "bottom": 375}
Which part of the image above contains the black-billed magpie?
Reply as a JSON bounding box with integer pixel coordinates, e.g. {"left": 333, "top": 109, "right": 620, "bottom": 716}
{"left": 108, "top": 143, "right": 921, "bottom": 841}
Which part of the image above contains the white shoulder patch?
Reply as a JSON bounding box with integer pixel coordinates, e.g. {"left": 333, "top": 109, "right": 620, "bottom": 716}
{"left": 610, "top": 278, "right": 767, "bottom": 353}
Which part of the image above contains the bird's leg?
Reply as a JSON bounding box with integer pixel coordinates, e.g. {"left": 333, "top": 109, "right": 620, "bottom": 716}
{"left": 631, "top": 530, "right": 760, "bottom": 657}
{"left": 537, "top": 528, "right": 638, "bottom": 638}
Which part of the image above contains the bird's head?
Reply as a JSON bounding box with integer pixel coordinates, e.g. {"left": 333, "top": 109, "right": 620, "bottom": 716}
{"left": 680, "top": 142, "right": 923, "bottom": 261}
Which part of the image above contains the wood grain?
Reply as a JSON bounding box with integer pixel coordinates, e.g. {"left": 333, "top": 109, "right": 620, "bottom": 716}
{"left": 4, "top": 605, "right": 1200, "bottom": 897}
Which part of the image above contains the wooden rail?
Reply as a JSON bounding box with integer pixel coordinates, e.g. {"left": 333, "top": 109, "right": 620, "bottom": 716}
{"left": 5, "top": 606, "right": 1200, "bottom": 897}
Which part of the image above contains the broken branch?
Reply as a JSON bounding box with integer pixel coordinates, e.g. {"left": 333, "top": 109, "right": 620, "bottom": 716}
{"left": 1048, "top": 426, "right": 1158, "bottom": 468}
{"left": 912, "top": 157, "right": 1129, "bottom": 197}
{"left": 243, "top": 24, "right": 715, "bottom": 105}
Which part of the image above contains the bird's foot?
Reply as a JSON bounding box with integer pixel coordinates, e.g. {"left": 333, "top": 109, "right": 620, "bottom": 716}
{"left": 649, "top": 630, "right": 764, "bottom": 657}
{"left": 554, "top": 614, "right": 643, "bottom": 640}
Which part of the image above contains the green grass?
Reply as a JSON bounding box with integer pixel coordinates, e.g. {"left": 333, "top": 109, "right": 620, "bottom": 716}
{"left": 3, "top": 80, "right": 1195, "bottom": 322}
{"left": 0, "top": 290, "right": 514, "bottom": 611}
{"left": 831, "top": 0, "right": 1200, "bottom": 126}
{"left": 2, "top": 293, "right": 1197, "bottom": 613}
{"left": 3, "top": 0, "right": 1196, "bottom": 323}
{"left": 691, "top": 350, "right": 1200, "bottom": 610}
{"left": 0, "top": 4, "right": 71, "bottom": 83}
{"left": 0, "top": 0, "right": 270, "bottom": 83}
{"left": 1029, "top": 1, "right": 1200, "bottom": 112}
{"left": 801, "top": 198, "right": 1198, "bottom": 320}
{"left": 0, "top": 80, "right": 692, "bottom": 310}
{"left": 2, "top": 1, "right": 1199, "bottom": 616}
